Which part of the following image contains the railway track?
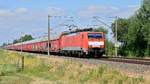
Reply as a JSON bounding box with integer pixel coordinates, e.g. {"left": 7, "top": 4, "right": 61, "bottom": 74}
{"left": 106, "top": 56, "right": 150, "bottom": 61}
{"left": 23, "top": 51, "right": 150, "bottom": 66}
{"left": 98, "top": 57, "right": 150, "bottom": 66}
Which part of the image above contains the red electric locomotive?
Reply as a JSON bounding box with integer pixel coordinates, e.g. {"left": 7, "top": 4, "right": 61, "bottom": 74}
{"left": 58, "top": 28, "right": 105, "bottom": 57}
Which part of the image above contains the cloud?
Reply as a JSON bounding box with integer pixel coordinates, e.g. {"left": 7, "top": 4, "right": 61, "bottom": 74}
{"left": 15, "top": 8, "right": 28, "bottom": 14}
{"left": 0, "top": 9, "right": 14, "bottom": 17}
{"left": 78, "top": 5, "right": 140, "bottom": 18}
{"left": 78, "top": 5, "right": 119, "bottom": 17}
{"left": 128, "top": 5, "right": 140, "bottom": 8}
{"left": 0, "top": 7, "right": 28, "bottom": 17}
{"left": 114, "top": 5, "right": 140, "bottom": 18}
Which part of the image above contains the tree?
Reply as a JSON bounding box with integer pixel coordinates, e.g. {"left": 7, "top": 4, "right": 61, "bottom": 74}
{"left": 137, "top": 0, "right": 150, "bottom": 25}
{"left": 111, "top": 18, "right": 129, "bottom": 43}
{"left": 136, "top": 0, "right": 150, "bottom": 56}
{"left": 1, "top": 43, "right": 8, "bottom": 47}
{"left": 13, "top": 34, "right": 33, "bottom": 44}
{"left": 93, "top": 26, "right": 108, "bottom": 34}
{"left": 13, "top": 39, "right": 18, "bottom": 44}
{"left": 20, "top": 34, "right": 33, "bottom": 42}
{"left": 127, "top": 17, "right": 146, "bottom": 57}
{"left": 111, "top": 0, "right": 150, "bottom": 57}
{"left": 106, "top": 40, "right": 115, "bottom": 56}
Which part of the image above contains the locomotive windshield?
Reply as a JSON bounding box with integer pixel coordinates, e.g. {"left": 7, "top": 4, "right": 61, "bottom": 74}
{"left": 88, "top": 33, "right": 103, "bottom": 38}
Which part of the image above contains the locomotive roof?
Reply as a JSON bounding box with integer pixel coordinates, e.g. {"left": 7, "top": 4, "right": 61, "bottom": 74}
{"left": 62, "top": 28, "right": 93, "bottom": 35}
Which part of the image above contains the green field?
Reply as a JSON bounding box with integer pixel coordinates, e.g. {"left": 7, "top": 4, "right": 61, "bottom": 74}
{"left": 0, "top": 49, "right": 149, "bottom": 84}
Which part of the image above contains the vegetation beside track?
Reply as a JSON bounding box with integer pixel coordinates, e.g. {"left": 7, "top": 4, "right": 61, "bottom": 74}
{"left": 111, "top": 0, "right": 150, "bottom": 57}
{"left": 0, "top": 49, "right": 149, "bottom": 84}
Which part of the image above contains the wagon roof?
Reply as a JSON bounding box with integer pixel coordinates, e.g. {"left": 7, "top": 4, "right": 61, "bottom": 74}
{"left": 14, "top": 35, "right": 60, "bottom": 46}
{"left": 13, "top": 37, "right": 47, "bottom": 45}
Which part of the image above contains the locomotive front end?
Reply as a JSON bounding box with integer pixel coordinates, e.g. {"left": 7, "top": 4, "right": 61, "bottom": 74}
{"left": 88, "top": 32, "right": 105, "bottom": 57}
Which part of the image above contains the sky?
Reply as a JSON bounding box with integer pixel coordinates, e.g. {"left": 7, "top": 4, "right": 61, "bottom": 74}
{"left": 0, "top": 0, "right": 142, "bottom": 45}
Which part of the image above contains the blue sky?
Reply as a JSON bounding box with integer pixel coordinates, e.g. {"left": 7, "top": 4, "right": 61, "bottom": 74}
{"left": 0, "top": 0, "right": 142, "bottom": 45}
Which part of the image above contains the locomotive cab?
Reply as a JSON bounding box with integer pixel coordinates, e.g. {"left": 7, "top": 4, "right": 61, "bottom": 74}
{"left": 88, "top": 32, "right": 105, "bottom": 57}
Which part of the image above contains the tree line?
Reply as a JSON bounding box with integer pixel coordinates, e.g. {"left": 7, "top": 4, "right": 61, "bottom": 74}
{"left": 111, "top": 0, "right": 150, "bottom": 57}
{"left": 1, "top": 34, "right": 33, "bottom": 47}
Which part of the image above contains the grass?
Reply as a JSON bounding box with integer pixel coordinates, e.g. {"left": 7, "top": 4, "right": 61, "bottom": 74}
{"left": 0, "top": 49, "right": 32, "bottom": 84}
{"left": 0, "top": 49, "right": 149, "bottom": 84}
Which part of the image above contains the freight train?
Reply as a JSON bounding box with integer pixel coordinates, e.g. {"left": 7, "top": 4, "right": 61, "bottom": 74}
{"left": 6, "top": 28, "right": 106, "bottom": 57}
